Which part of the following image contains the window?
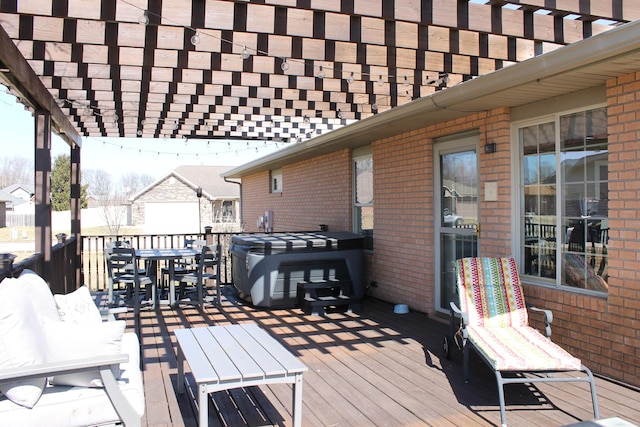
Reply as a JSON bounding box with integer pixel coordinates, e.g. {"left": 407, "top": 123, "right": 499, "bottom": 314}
{"left": 353, "top": 147, "right": 373, "bottom": 250}
{"left": 270, "top": 169, "right": 282, "bottom": 193}
{"left": 519, "top": 106, "right": 608, "bottom": 293}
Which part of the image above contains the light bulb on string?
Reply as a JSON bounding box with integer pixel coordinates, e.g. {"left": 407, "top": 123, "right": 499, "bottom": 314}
{"left": 136, "top": 129, "right": 142, "bottom": 136}
{"left": 317, "top": 66, "right": 325, "bottom": 79}
{"left": 372, "top": 103, "right": 379, "bottom": 112}
{"left": 281, "top": 58, "right": 290, "bottom": 71}
{"left": 190, "top": 31, "right": 200, "bottom": 46}
{"left": 347, "top": 72, "right": 355, "bottom": 84}
{"left": 377, "top": 75, "right": 385, "bottom": 86}
{"left": 138, "top": 10, "right": 149, "bottom": 25}
{"left": 242, "top": 46, "right": 251, "bottom": 60}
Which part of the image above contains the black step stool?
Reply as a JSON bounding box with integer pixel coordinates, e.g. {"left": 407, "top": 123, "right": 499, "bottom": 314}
{"left": 297, "top": 279, "right": 360, "bottom": 315}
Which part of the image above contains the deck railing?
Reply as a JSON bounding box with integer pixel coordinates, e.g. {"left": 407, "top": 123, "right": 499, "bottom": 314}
{"left": 2, "top": 236, "right": 79, "bottom": 294}
{"left": 80, "top": 232, "right": 237, "bottom": 292}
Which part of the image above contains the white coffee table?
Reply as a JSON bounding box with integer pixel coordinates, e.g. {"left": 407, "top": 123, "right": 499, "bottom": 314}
{"left": 175, "top": 323, "right": 308, "bottom": 427}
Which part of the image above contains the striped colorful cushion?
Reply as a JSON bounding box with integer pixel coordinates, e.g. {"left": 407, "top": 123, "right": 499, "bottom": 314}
{"left": 456, "top": 257, "right": 528, "bottom": 328}
{"left": 467, "top": 325, "right": 582, "bottom": 371}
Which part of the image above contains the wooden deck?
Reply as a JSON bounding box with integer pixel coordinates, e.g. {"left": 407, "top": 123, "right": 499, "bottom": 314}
{"left": 126, "top": 287, "right": 640, "bottom": 427}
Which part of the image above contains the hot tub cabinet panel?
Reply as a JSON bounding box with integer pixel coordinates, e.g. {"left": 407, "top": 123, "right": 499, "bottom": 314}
{"left": 231, "top": 232, "right": 365, "bottom": 308}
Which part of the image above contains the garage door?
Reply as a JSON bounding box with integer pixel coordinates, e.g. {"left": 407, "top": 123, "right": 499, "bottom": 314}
{"left": 144, "top": 202, "right": 199, "bottom": 234}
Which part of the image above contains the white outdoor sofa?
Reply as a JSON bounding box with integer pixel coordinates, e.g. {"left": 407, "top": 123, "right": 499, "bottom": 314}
{"left": 0, "top": 270, "right": 144, "bottom": 427}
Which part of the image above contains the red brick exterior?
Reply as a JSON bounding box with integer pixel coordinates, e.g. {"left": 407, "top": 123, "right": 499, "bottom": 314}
{"left": 242, "top": 150, "right": 352, "bottom": 232}
{"left": 238, "top": 72, "right": 640, "bottom": 386}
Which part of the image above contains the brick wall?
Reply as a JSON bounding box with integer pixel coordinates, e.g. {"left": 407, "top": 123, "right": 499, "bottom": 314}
{"left": 365, "top": 108, "right": 512, "bottom": 313}
{"left": 242, "top": 150, "right": 352, "bottom": 232}
{"left": 239, "top": 80, "right": 640, "bottom": 385}
{"left": 522, "top": 71, "right": 640, "bottom": 385}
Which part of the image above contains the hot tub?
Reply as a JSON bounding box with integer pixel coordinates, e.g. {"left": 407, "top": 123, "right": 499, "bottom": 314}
{"left": 231, "top": 232, "right": 365, "bottom": 308}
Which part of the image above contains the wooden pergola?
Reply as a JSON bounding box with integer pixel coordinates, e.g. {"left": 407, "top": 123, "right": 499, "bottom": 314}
{"left": 0, "top": 0, "right": 637, "bottom": 287}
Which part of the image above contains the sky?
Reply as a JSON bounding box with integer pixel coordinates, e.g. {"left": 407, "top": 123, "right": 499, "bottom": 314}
{"left": 0, "top": 87, "right": 284, "bottom": 183}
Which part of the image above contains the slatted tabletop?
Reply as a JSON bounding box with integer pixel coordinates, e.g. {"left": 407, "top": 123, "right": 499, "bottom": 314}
{"left": 175, "top": 323, "right": 307, "bottom": 427}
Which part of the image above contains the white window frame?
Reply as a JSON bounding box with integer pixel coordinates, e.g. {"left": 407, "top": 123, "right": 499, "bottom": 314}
{"left": 512, "top": 103, "right": 608, "bottom": 295}
{"left": 270, "top": 168, "right": 282, "bottom": 193}
{"left": 353, "top": 146, "right": 373, "bottom": 250}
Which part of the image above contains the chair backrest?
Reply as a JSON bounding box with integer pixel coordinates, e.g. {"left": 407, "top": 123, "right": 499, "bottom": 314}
{"left": 197, "top": 244, "right": 221, "bottom": 274}
{"left": 455, "top": 257, "right": 528, "bottom": 328}
{"left": 185, "top": 239, "right": 207, "bottom": 250}
{"left": 105, "top": 240, "right": 131, "bottom": 250}
{"left": 106, "top": 246, "right": 138, "bottom": 280}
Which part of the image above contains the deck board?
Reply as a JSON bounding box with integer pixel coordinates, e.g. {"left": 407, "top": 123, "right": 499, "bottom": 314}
{"left": 120, "top": 287, "right": 640, "bottom": 427}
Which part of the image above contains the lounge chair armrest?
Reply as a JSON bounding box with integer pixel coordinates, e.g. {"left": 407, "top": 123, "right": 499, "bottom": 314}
{"left": 528, "top": 304, "right": 553, "bottom": 339}
{"left": 0, "top": 354, "right": 128, "bottom": 383}
{"left": 449, "top": 302, "right": 469, "bottom": 327}
{"left": 0, "top": 354, "right": 140, "bottom": 427}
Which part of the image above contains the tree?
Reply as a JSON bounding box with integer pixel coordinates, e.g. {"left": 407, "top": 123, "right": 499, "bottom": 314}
{"left": 0, "top": 156, "right": 33, "bottom": 188}
{"left": 84, "top": 169, "right": 128, "bottom": 235}
{"left": 84, "top": 169, "right": 153, "bottom": 236}
{"left": 51, "top": 154, "right": 88, "bottom": 211}
{"left": 119, "top": 172, "right": 154, "bottom": 195}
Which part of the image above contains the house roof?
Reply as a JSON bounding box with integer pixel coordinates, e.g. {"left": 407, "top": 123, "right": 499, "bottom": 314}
{"left": 1, "top": 184, "right": 34, "bottom": 196}
{"left": 223, "top": 19, "right": 640, "bottom": 179}
{"left": 129, "top": 165, "right": 239, "bottom": 201}
{"left": 0, "top": 190, "right": 28, "bottom": 207}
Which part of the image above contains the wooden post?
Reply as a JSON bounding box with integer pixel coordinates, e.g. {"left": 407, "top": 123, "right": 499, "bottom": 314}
{"left": 34, "top": 111, "right": 52, "bottom": 282}
{"left": 71, "top": 145, "right": 82, "bottom": 289}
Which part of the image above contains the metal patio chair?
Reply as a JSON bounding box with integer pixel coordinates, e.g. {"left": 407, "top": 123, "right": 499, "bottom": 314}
{"left": 448, "top": 257, "right": 599, "bottom": 427}
{"left": 175, "top": 244, "right": 222, "bottom": 308}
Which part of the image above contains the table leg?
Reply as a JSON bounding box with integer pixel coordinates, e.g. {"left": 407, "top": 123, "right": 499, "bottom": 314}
{"left": 146, "top": 260, "right": 159, "bottom": 309}
{"left": 177, "top": 345, "right": 185, "bottom": 394}
{"left": 198, "top": 384, "right": 208, "bottom": 427}
{"left": 169, "top": 260, "right": 176, "bottom": 306}
{"left": 292, "top": 373, "right": 304, "bottom": 427}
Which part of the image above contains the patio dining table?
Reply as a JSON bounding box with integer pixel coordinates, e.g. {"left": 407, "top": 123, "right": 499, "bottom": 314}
{"left": 136, "top": 248, "right": 200, "bottom": 307}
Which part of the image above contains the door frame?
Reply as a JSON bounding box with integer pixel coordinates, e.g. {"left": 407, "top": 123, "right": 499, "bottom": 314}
{"left": 433, "top": 132, "right": 480, "bottom": 314}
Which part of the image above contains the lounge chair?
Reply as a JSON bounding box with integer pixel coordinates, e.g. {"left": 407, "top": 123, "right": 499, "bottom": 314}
{"left": 448, "top": 257, "right": 599, "bottom": 427}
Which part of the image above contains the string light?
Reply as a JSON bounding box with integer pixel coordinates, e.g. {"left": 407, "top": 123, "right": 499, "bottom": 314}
{"left": 190, "top": 31, "right": 200, "bottom": 46}
{"left": 49, "top": 0, "right": 455, "bottom": 139}
{"left": 242, "top": 46, "right": 251, "bottom": 60}
{"left": 138, "top": 9, "right": 149, "bottom": 25}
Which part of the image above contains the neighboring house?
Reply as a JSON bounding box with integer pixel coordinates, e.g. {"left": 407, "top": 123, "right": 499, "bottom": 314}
{"left": 2, "top": 184, "right": 33, "bottom": 204}
{"left": 0, "top": 193, "right": 8, "bottom": 227}
{"left": 128, "top": 165, "right": 240, "bottom": 234}
{"left": 1, "top": 184, "right": 34, "bottom": 214}
{"left": 0, "top": 185, "right": 34, "bottom": 227}
{"left": 224, "top": 22, "right": 640, "bottom": 387}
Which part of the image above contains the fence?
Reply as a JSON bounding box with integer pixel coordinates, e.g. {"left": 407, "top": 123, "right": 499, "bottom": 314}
{"left": 6, "top": 213, "right": 35, "bottom": 228}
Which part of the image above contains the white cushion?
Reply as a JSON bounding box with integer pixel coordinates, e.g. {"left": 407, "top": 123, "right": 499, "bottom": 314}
{"left": 53, "top": 286, "right": 102, "bottom": 324}
{"left": 0, "top": 277, "right": 47, "bottom": 408}
{"left": 43, "top": 320, "right": 125, "bottom": 387}
{"left": 17, "top": 270, "right": 61, "bottom": 324}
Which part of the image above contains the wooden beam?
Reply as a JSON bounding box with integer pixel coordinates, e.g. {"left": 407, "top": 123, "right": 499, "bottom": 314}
{"left": 0, "top": 24, "right": 81, "bottom": 148}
